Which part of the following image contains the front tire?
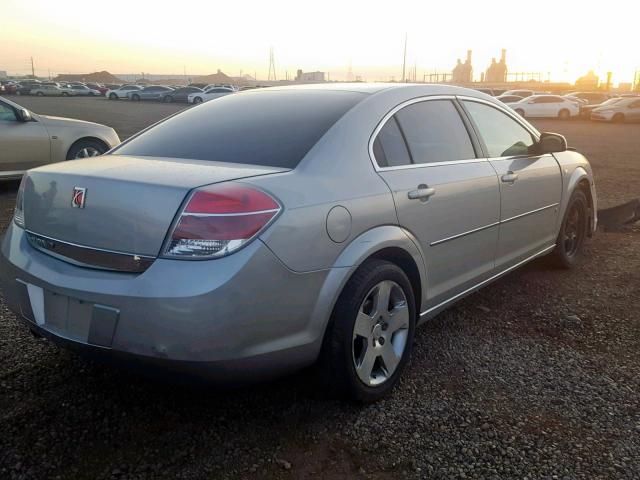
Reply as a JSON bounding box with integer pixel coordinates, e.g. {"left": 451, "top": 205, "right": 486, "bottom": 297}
{"left": 317, "top": 259, "right": 416, "bottom": 402}
{"left": 36, "top": 92, "right": 44, "bottom": 96}
{"left": 550, "top": 189, "right": 589, "bottom": 268}
{"left": 558, "top": 109, "right": 570, "bottom": 120}
{"left": 163, "top": 95, "right": 173, "bottom": 103}
{"left": 66, "top": 139, "right": 108, "bottom": 160}
{"left": 109, "top": 93, "right": 118, "bottom": 100}
{"left": 515, "top": 108, "right": 525, "bottom": 117}
{"left": 193, "top": 96, "right": 203, "bottom": 104}
{"left": 131, "top": 94, "right": 140, "bottom": 101}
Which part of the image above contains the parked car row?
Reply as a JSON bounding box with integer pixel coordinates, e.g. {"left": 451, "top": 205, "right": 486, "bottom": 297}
{"left": 479, "top": 88, "right": 640, "bottom": 122}
{"left": 1, "top": 79, "right": 114, "bottom": 96}
{"left": 105, "top": 84, "right": 237, "bottom": 103}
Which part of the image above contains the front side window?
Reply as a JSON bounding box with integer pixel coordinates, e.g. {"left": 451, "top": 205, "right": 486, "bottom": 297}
{"left": 0, "top": 101, "right": 17, "bottom": 122}
{"left": 373, "top": 117, "right": 411, "bottom": 167}
{"left": 463, "top": 101, "right": 535, "bottom": 158}
{"left": 395, "top": 100, "right": 475, "bottom": 164}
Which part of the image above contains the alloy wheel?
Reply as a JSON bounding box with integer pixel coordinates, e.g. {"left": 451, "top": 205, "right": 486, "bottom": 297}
{"left": 74, "top": 147, "right": 102, "bottom": 158}
{"left": 352, "top": 280, "right": 410, "bottom": 386}
{"left": 563, "top": 202, "right": 585, "bottom": 258}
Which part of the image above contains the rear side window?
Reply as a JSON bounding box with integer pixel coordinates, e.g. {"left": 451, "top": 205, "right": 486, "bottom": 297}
{"left": 114, "top": 90, "right": 365, "bottom": 168}
{"left": 373, "top": 117, "right": 411, "bottom": 167}
{"left": 463, "top": 101, "right": 535, "bottom": 157}
{"left": 395, "top": 100, "right": 475, "bottom": 164}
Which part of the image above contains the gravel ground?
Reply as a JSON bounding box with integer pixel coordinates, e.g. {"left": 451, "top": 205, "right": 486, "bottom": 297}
{"left": 0, "top": 97, "right": 639, "bottom": 479}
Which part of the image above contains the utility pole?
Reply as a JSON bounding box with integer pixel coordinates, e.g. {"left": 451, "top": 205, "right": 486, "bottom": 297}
{"left": 401, "top": 33, "right": 407, "bottom": 83}
{"left": 268, "top": 47, "right": 276, "bottom": 81}
{"left": 30, "top": 57, "right": 35, "bottom": 78}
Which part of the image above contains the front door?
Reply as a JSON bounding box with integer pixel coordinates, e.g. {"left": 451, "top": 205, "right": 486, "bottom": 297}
{"left": 461, "top": 99, "right": 563, "bottom": 268}
{"left": 0, "top": 100, "right": 50, "bottom": 173}
{"left": 374, "top": 98, "right": 500, "bottom": 310}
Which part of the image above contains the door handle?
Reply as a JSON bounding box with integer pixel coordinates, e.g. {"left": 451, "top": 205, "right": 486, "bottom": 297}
{"left": 501, "top": 172, "right": 519, "bottom": 183}
{"left": 408, "top": 185, "right": 436, "bottom": 201}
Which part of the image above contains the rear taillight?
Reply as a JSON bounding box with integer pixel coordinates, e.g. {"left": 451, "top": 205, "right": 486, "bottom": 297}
{"left": 163, "top": 183, "right": 281, "bottom": 259}
{"left": 13, "top": 176, "right": 26, "bottom": 228}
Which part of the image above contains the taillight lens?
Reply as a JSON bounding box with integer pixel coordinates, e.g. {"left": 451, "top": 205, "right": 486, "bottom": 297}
{"left": 13, "top": 176, "right": 26, "bottom": 228}
{"left": 163, "top": 183, "right": 281, "bottom": 259}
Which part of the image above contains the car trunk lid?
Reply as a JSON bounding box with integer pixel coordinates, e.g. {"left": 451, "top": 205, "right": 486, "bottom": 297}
{"left": 23, "top": 155, "right": 288, "bottom": 264}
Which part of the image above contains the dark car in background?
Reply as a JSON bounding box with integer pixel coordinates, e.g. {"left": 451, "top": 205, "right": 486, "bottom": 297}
{"left": 0, "top": 80, "right": 18, "bottom": 94}
{"left": 15, "top": 81, "right": 40, "bottom": 95}
{"left": 580, "top": 97, "right": 625, "bottom": 118}
{"left": 496, "top": 94, "right": 524, "bottom": 104}
{"left": 128, "top": 85, "right": 173, "bottom": 101}
{"left": 569, "top": 92, "right": 614, "bottom": 105}
{"left": 158, "top": 86, "right": 203, "bottom": 103}
{"left": 85, "top": 83, "right": 109, "bottom": 95}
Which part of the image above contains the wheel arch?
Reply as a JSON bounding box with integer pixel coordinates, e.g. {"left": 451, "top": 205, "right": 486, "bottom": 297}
{"left": 307, "top": 225, "right": 428, "bottom": 360}
{"left": 562, "top": 166, "right": 597, "bottom": 236}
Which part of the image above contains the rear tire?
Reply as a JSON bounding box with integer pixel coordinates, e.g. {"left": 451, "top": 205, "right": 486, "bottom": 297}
{"left": 612, "top": 113, "right": 625, "bottom": 123}
{"left": 66, "top": 139, "right": 108, "bottom": 160}
{"left": 316, "top": 259, "right": 416, "bottom": 402}
{"left": 549, "top": 189, "right": 589, "bottom": 268}
{"left": 61, "top": 92, "right": 68, "bottom": 97}
{"left": 36, "top": 92, "right": 44, "bottom": 96}
{"left": 131, "top": 94, "right": 140, "bottom": 101}
{"left": 558, "top": 109, "right": 570, "bottom": 120}
{"left": 515, "top": 108, "right": 525, "bottom": 117}
{"left": 163, "top": 95, "right": 173, "bottom": 103}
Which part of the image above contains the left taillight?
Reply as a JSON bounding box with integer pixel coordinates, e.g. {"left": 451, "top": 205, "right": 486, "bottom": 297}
{"left": 13, "top": 176, "right": 26, "bottom": 228}
{"left": 162, "top": 183, "right": 281, "bottom": 259}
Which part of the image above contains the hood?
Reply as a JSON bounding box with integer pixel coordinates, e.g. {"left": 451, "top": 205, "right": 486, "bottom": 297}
{"left": 38, "top": 114, "right": 105, "bottom": 129}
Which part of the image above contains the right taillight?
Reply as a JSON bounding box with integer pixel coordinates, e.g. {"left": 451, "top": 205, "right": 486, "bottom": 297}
{"left": 162, "top": 183, "right": 281, "bottom": 259}
{"left": 13, "top": 176, "right": 26, "bottom": 228}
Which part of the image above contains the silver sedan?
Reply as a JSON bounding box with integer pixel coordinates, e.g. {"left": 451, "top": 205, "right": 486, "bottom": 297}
{"left": 0, "top": 84, "right": 597, "bottom": 401}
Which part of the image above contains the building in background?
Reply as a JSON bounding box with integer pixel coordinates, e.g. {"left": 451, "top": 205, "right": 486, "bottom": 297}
{"left": 295, "top": 70, "right": 326, "bottom": 82}
{"left": 575, "top": 70, "right": 599, "bottom": 90}
{"left": 485, "top": 49, "right": 507, "bottom": 83}
{"left": 452, "top": 51, "right": 473, "bottom": 83}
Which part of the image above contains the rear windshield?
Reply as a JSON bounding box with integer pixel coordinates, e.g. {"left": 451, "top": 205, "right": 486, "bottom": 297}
{"left": 114, "top": 89, "right": 365, "bottom": 168}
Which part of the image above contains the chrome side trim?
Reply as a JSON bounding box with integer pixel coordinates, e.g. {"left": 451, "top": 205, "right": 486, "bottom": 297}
{"left": 429, "top": 203, "right": 559, "bottom": 246}
{"left": 501, "top": 203, "right": 559, "bottom": 224}
{"left": 419, "top": 244, "right": 556, "bottom": 317}
{"left": 430, "top": 222, "right": 500, "bottom": 246}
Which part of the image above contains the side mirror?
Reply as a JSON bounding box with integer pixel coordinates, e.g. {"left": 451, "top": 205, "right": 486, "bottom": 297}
{"left": 537, "top": 132, "right": 567, "bottom": 154}
{"left": 18, "top": 108, "right": 32, "bottom": 122}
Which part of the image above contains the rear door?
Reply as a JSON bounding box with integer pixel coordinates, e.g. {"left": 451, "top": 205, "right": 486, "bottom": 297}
{"left": 374, "top": 97, "right": 500, "bottom": 310}
{"left": 0, "top": 99, "right": 50, "bottom": 173}
{"left": 461, "top": 99, "right": 562, "bottom": 268}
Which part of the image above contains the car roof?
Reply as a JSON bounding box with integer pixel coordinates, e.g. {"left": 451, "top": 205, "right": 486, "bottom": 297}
{"left": 259, "top": 82, "right": 500, "bottom": 97}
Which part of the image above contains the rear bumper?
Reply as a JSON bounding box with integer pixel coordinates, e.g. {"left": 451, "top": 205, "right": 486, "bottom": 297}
{"left": 1, "top": 223, "right": 329, "bottom": 382}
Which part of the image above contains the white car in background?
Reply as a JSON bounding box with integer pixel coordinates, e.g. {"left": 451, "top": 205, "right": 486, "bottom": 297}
{"left": 510, "top": 95, "right": 580, "bottom": 119}
{"left": 187, "top": 87, "right": 234, "bottom": 104}
{"left": 106, "top": 85, "right": 142, "bottom": 100}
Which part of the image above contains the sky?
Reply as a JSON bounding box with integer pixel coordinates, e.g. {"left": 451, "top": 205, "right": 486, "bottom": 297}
{"left": 1, "top": 0, "right": 639, "bottom": 85}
